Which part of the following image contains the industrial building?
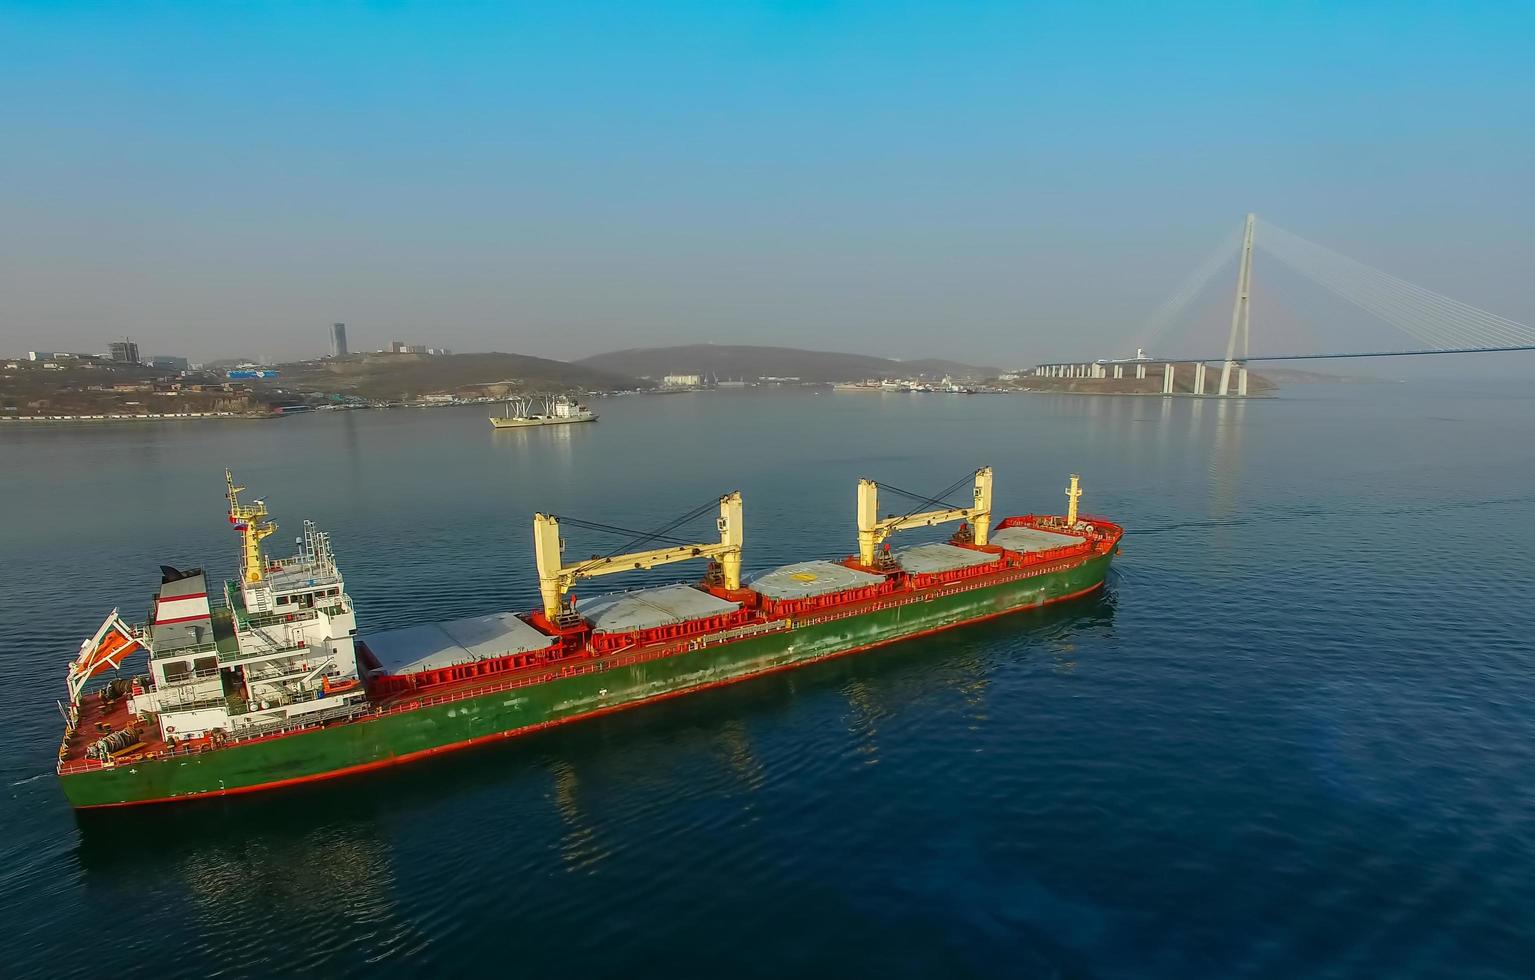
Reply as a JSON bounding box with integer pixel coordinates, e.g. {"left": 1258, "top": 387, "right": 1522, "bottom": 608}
{"left": 107, "top": 339, "right": 140, "bottom": 364}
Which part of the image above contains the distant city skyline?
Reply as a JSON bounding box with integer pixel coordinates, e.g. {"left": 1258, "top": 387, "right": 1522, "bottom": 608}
{"left": 2, "top": 2, "right": 1531, "bottom": 371}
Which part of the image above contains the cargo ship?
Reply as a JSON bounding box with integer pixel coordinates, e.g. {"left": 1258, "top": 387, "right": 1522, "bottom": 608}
{"left": 56, "top": 468, "right": 1121, "bottom": 808}
{"left": 489, "top": 395, "right": 597, "bottom": 428}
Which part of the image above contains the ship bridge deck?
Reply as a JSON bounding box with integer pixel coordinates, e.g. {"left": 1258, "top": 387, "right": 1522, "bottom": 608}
{"left": 262, "top": 560, "right": 342, "bottom": 593}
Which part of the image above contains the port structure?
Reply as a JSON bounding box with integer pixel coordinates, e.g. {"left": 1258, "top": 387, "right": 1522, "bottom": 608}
{"left": 857, "top": 467, "right": 993, "bottom": 567}
{"left": 225, "top": 469, "right": 276, "bottom": 584}
{"left": 533, "top": 492, "right": 744, "bottom": 621}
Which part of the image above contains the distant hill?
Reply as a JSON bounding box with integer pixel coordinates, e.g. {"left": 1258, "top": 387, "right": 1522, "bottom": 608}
{"left": 278, "top": 352, "right": 644, "bottom": 400}
{"left": 575, "top": 344, "right": 996, "bottom": 383}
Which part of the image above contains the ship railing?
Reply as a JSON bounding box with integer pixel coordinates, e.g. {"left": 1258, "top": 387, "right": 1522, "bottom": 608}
{"left": 218, "top": 639, "right": 310, "bottom": 664}
{"left": 222, "top": 701, "right": 370, "bottom": 745}
{"left": 157, "top": 692, "right": 230, "bottom": 713}
{"left": 147, "top": 638, "right": 221, "bottom": 661}
{"left": 237, "top": 606, "right": 321, "bottom": 632}
{"left": 59, "top": 699, "right": 370, "bottom": 772}
{"left": 790, "top": 554, "right": 1096, "bottom": 629}
{"left": 243, "top": 661, "right": 326, "bottom": 684}
{"left": 225, "top": 683, "right": 320, "bottom": 714}
{"left": 682, "top": 618, "right": 792, "bottom": 650}
{"left": 157, "top": 664, "right": 224, "bottom": 686}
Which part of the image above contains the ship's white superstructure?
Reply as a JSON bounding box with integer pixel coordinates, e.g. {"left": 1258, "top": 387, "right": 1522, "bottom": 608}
{"left": 109, "top": 475, "right": 368, "bottom": 745}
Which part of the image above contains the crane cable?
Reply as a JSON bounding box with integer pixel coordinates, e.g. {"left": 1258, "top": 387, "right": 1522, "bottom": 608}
{"left": 560, "top": 494, "right": 734, "bottom": 576}
{"left": 877, "top": 468, "right": 982, "bottom": 522}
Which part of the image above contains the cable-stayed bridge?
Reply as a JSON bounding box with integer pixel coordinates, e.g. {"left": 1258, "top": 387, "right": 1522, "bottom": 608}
{"left": 1034, "top": 214, "right": 1535, "bottom": 396}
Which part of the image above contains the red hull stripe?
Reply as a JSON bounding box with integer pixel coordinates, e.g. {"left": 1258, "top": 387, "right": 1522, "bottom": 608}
{"left": 153, "top": 612, "right": 211, "bottom": 625}
{"left": 75, "top": 582, "right": 1103, "bottom": 809}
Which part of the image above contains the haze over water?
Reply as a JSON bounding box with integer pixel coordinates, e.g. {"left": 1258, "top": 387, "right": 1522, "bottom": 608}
{"left": 3, "top": 386, "right": 1534, "bottom": 977}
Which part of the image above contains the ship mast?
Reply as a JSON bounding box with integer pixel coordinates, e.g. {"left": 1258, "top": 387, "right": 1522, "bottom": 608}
{"left": 225, "top": 469, "right": 276, "bottom": 584}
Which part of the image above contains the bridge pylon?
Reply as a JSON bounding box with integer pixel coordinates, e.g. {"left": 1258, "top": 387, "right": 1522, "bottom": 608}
{"left": 1219, "top": 213, "right": 1255, "bottom": 396}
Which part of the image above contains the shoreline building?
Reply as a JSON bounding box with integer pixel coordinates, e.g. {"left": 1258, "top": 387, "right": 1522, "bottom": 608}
{"left": 330, "top": 323, "right": 349, "bottom": 358}
{"left": 107, "top": 338, "right": 140, "bottom": 364}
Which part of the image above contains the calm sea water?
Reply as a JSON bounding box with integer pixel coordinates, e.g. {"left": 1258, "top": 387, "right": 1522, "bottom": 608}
{"left": 3, "top": 384, "right": 1534, "bottom": 978}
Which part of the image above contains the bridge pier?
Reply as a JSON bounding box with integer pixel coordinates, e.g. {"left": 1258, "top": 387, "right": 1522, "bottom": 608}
{"left": 1193, "top": 362, "right": 1207, "bottom": 395}
{"left": 1218, "top": 359, "right": 1251, "bottom": 397}
{"left": 1113, "top": 364, "right": 1123, "bottom": 379}
{"left": 1136, "top": 363, "right": 1146, "bottom": 380}
{"left": 1162, "top": 364, "right": 1174, "bottom": 394}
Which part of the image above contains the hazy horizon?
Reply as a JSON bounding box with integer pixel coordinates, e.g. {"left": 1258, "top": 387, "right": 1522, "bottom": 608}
{"left": 3, "top": 2, "right": 1532, "bottom": 371}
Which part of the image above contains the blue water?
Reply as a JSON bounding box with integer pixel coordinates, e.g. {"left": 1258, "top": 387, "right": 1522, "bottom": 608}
{"left": 3, "top": 385, "right": 1534, "bottom": 978}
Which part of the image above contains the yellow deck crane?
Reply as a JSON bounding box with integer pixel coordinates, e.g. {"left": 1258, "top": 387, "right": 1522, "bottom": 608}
{"left": 533, "top": 492, "right": 744, "bottom": 622}
{"left": 856, "top": 467, "right": 993, "bottom": 568}
{"left": 225, "top": 469, "right": 276, "bottom": 584}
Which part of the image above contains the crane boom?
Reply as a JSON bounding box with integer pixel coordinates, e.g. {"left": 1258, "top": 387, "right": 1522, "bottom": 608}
{"left": 857, "top": 468, "right": 993, "bottom": 567}
{"left": 533, "top": 492, "right": 743, "bottom": 621}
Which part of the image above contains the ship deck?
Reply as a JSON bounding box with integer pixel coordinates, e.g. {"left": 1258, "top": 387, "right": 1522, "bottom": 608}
{"left": 749, "top": 560, "right": 886, "bottom": 599}
{"left": 60, "top": 692, "right": 171, "bottom": 768}
{"left": 577, "top": 584, "right": 741, "bottom": 633}
{"left": 367, "top": 525, "right": 1119, "bottom": 712}
{"left": 365, "top": 612, "right": 555, "bottom": 674}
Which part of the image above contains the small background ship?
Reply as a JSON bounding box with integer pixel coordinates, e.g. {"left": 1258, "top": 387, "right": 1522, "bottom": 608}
{"left": 490, "top": 395, "right": 597, "bottom": 428}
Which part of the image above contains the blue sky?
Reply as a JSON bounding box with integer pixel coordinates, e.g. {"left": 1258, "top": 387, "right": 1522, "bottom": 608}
{"left": 2, "top": 1, "right": 1531, "bottom": 365}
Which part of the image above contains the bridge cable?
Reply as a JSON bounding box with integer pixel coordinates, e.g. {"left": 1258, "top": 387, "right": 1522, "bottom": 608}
{"left": 1132, "top": 224, "right": 1245, "bottom": 354}
{"left": 1258, "top": 222, "right": 1535, "bottom": 352}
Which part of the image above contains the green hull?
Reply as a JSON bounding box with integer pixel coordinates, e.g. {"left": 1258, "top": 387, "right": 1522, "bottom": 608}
{"left": 61, "top": 553, "right": 1111, "bottom": 807}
